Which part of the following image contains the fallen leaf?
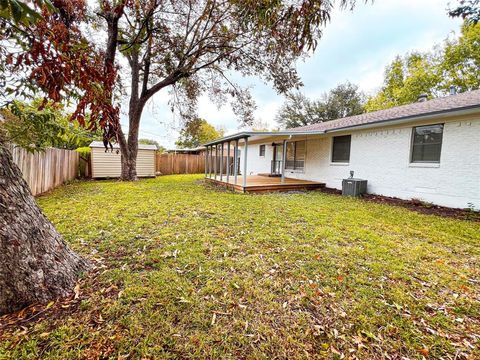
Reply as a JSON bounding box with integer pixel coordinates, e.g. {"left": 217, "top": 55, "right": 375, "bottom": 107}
{"left": 46, "top": 301, "right": 55, "bottom": 309}
{"left": 74, "top": 284, "right": 81, "bottom": 299}
{"left": 418, "top": 347, "right": 429, "bottom": 357}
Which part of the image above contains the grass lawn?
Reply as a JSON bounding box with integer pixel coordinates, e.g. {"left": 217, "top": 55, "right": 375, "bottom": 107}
{"left": 1, "top": 175, "right": 479, "bottom": 359}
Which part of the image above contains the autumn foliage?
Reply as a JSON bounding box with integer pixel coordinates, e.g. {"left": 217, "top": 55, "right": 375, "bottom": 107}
{"left": 3, "top": 0, "right": 357, "bottom": 179}
{"left": 3, "top": 0, "right": 121, "bottom": 134}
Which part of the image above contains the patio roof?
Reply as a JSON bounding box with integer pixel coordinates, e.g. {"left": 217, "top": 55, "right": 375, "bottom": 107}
{"left": 202, "top": 130, "right": 325, "bottom": 146}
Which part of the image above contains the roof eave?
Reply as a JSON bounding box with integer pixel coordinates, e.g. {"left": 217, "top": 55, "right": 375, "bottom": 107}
{"left": 89, "top": 141, "right": 157, "bottom": 150}
{"left": 324, "top": 104, "right": 480, "bottom": 134}
{"left": 202, "top": 130, "right": 325, "bottom": 146}
{"left": 203, "top": 103, "right": 480, "bottom": 145}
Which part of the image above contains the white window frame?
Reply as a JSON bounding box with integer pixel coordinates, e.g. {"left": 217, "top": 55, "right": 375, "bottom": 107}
{"left": 259, "top": 144, "right": 266, "bottom": 157}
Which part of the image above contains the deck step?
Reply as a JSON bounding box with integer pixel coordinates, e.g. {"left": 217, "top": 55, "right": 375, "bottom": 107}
{"left": 257, "top": 173, "right": 282, "bottom": 178}
{"left": 206, "top": 176, "right": 325, "bottom": 193}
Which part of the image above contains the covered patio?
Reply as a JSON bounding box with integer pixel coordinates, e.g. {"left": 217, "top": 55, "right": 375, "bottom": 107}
{"left": 203, "top": 131, "right": 325, "bottom": 193}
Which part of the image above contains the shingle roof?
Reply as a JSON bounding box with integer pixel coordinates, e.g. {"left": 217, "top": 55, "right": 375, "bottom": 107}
{"left": 89, "top": 141, "right": 157, "bottom": 150}
{"left": 289, "top": 89, "right": 480, "bottom": 133}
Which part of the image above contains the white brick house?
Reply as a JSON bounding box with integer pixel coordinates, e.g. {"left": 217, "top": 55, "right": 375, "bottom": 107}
{"left": 204, "top": 90, "right": 480, "bottom": 209}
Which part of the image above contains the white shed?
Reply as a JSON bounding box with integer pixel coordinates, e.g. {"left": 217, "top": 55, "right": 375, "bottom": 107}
{"left": 89, "top": 141, "right": 156, "bottom": 178}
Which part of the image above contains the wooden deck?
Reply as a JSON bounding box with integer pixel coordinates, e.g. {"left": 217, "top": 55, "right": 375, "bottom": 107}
{"left": 205, "top": 175, "right": 325, "bottom": 193}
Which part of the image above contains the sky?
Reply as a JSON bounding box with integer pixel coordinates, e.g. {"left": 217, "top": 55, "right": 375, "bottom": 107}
{"left": 124, "top": 0, "right": 463, "bottom": 149}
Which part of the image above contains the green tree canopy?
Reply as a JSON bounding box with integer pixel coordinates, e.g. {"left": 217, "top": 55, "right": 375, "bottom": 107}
{"left": 441, "top": 22, "right": 480, "bottom": 92}
{"left": 449, "top": 0, "right": 480, "bottom": 24}
{"left": 275, "top": 82, "right": 365, "bottom": 128}
{"left": 365, "top": 22, "right": 480, "bottom": 112}
{"left": 139, "top": 138, "right": 160, "bottom": 148}
{"left": 0, "top": 100, "right": 99, "bottom": 151}
{"left": 175, "top": 118, "right": 224, "bottom": 149}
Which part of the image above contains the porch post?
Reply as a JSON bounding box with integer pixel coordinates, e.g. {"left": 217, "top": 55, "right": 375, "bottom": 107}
{"left": 204, "top": 146, "right": 208, "bottom": 178}
{"left": 234, "top": 139, "right": 239, "bottom": 185}
{"left": 281, "top": 139, "right": 287, "bottom": 184}
{"left": 220, "top": 142, "right": 224, "bottom": 181}
{"left": 214, "top": 144, "right": 218, "bottom": 179}
{"left": 226, "top": 141, "right": 231, "bottom": 184}
{"left": 209, "top": 145, "right": 213, "bottom": 178}
{"left": 242, "top": 137, "right": 248, "bottom": 190}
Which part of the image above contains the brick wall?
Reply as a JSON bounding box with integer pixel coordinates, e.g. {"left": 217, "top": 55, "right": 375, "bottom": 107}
{"left": 240, "top": 115, "right": 480, "bottom": 209}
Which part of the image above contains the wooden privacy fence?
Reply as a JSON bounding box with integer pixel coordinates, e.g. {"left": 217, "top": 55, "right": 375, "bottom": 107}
{"left": 10, "top": 145, "right": 79, "bottom": 196}
{"left": 155, "top": 153, "right": 238, "bottom": 175}
{"left": 156, "top": 153, "right": 206, "bottom": 175}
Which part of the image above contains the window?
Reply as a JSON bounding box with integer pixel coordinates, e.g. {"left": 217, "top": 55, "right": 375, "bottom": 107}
{"left": 259, "top": 144, "right": 266, "bottom": 157}
{"left": 411, "top": 124, "right": 443, "bottom": 163}
{"left": 332, "top": 135, "right": 351, "bottom": 163}
{"left": 285, "top": 140, "right": 305, "bottom": 170}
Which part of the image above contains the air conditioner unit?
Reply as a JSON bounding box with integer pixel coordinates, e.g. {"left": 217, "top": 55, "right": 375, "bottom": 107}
{"left": 342, "top": 178, "right": 367, "bottom": 197}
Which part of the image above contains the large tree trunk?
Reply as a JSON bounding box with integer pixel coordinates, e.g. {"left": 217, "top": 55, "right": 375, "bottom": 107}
{"left": 120, "top": 148, "right": 138, "bottom": 181}
{"left": 0, "top": 141, "right": 89, "bottom": 315}
{"left": 118, "top": 116, "right": 140, "bottom": 181}
{"left": 118, "top": 86, "right": 145, "bottom": 181}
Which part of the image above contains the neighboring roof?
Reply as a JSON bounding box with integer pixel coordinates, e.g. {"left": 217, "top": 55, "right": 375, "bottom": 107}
{"left": 89, "top": 141, "right": 157, "bottom": 151}
{"left": 167, "top": 147, "right": 205, "bottom": 153}
{"left": 290, "top": 89, "right": 480, "bottom": 133}
{"left": 203, "top": 90, "right": 480, "bottom": 145}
